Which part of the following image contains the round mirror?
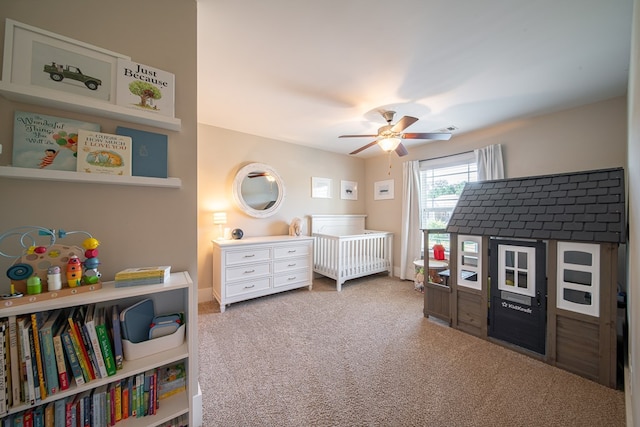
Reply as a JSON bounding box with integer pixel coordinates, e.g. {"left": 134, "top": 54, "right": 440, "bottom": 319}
{"left": 232, "top": 163, "right": 285, "bottom": 218}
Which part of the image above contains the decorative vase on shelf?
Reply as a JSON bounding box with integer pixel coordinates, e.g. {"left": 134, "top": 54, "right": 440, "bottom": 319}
{"left": 433, "top": 244, "right": 445, "bottom": 261}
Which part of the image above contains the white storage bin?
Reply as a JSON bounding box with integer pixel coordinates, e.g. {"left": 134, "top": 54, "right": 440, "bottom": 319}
{"left": 122, "top": 324, "right": 185, "bottom": 360}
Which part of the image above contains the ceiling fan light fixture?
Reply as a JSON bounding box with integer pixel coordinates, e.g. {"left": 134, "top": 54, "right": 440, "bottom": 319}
{"left": 378, "top": 137, "right": 401, "bottom": 152}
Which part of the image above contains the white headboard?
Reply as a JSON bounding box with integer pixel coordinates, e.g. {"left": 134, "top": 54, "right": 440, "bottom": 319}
{"left": 311, "top": 214, "right": 366, "bottom": 235}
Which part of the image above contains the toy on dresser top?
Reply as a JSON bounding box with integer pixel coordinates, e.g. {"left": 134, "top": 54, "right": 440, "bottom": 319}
{"left": 0, "top": 226, "right": 103, "bottom": 305}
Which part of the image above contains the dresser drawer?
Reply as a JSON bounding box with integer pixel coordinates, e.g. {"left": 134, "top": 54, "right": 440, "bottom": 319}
{"left": 274, "top": 243, "right": 310, "bottom": 259}
{"left": 273, "top": 257, "right": 310, "bottom": 274}
{"left": 226, "top": 261, "right": 271, "bottom": 282}
{"left": 226, "top": 277, "right": 271, "bottom": 297}
{"left": 226, "top": 247, "right": 271, "bottom": 266}
{"left": 274, "top": 269, "right": 309, "bottom": 288}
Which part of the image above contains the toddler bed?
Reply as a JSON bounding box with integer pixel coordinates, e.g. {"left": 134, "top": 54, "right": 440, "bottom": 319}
{"left": 311, "top": 214, "right": 393, "bottom": 291}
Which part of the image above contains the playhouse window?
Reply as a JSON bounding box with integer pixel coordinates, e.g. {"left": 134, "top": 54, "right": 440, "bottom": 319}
{"left": 557, "top": 242, "right": 600, "bottom": 317}
{"left": 498, "top": 244, "right": 536, "bottom": 297}
{"left": 458, "top": 235, "right": 482, "bottom": 290}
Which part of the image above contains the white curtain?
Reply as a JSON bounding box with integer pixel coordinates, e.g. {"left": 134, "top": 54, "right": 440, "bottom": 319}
{"left": 475, "top": 143, "right": 505, "bottom": 180}
{"left": 400, "top": 160, "right": 422, "bottom": 280}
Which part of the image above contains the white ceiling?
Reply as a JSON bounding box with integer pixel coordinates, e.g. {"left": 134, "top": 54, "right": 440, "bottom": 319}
{"left": 196, "top": 0, "right": 633, "bottom": 158}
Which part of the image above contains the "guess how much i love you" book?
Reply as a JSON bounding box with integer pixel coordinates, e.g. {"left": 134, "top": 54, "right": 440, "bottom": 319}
{"left": 76, "top": 130, "right": 132, "bottom": 176}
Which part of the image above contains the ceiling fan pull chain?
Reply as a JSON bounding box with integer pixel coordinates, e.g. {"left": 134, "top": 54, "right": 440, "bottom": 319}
{"left": 388, "top": 153, "right": 392, "bottom": 175}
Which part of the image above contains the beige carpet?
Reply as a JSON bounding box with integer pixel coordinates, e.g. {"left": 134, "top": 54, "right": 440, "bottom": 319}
{"left": 198, "top": 274, "right": 626, "bottom": 426}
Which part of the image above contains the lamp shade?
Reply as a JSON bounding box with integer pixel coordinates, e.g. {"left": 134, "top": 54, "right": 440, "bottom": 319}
{"left": 378, "top": 137, "right": 401, "bottom": 152}
{"left": 213, "top": 212, "right": 227, "bottom": 225}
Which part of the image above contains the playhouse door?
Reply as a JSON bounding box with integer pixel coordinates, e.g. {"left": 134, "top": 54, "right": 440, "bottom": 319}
{"left": 489, "top": 239, "right": 546, "bottom": 354}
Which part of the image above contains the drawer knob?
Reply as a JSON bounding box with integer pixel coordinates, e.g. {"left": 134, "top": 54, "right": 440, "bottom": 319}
{"left": 244, "top": 284, "right": 255, "bottom": 289}
{"left": 288, "top": 276, "right": 297, "bottom": 281}
{"left": 244, "top": 254, "right": 255, "bottom": 258}
{"left": 244, "top": 269, "right": 255, "bottom": 274}
{"left": 288, "top": 263, "right": 296, "bottom": 267}
{"left": 288, "top": 250, "right": 296, "bottom": 253}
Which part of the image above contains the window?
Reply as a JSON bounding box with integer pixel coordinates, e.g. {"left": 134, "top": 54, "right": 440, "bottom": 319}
{"left": 419, "top": 152, "right": 477, "bottom": 252}
{"left": 556, "top": 242, "right": 600, "bottom": 317}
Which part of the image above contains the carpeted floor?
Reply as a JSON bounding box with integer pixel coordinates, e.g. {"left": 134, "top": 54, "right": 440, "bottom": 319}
{"left": 198, "top": 274, "right": 626, "bottom": 426}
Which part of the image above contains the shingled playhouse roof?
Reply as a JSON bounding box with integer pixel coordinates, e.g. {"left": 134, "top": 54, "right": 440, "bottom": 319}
{"left": 446, "top": 167, "right": 626, "bottom": 244}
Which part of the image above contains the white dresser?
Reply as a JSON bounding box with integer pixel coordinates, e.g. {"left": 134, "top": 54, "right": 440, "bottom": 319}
{"left": 212, "top": 235, "right": 314, "bottom": 312}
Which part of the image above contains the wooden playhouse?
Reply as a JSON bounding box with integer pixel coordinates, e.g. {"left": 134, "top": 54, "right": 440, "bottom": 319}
{"left": 424, "top": 167, "right": 625, "bottom": 388}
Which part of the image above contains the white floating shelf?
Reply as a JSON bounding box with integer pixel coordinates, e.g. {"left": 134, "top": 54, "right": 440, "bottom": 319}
{"left": 0, "top": 81, "right": 181, "bottom": 131}
{"left": 0, "top": 166, "right": 181, "bottom": 188}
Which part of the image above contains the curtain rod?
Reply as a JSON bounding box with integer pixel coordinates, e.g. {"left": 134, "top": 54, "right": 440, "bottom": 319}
{"left": 420, "top": 150, "right": 474, "bottom": 163}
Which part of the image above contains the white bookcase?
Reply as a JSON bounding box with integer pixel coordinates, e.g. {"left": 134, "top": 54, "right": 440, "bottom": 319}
{"left": 1, "top": 271, "right": 200, "bottom": 427}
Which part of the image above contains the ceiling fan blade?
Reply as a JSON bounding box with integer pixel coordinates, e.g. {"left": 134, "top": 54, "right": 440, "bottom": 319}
{"left": 391, "top": 116, "right": 418, "bottom": 133}
{"left": 339, "top": 134, "right": 379, "bottom": 138}
{"left": 349, "top": 140, "right": 378, "bottom": 155}
{"left": 402, "top": 132, "right": 452, "bottom": 141}
{"left": 395, "top": 143, "right": 408, "bottom": 157}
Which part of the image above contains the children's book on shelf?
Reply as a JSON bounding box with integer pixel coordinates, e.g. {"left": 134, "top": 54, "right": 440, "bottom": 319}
{"left": 8, "top": 315, "right": 21, "bottom": 408}
{"left": 12, "top": 111, "right": 101, "bottom": 171}
{"left": 109, "top": 306, "right": 124, "bottom": 370}
{"left": 30, "top": 312, "right": 47, "bottom": 400}
{"left": 38, "top": 309, "right": 64, "bottom": 396}
{"left": 115, "top": 266, "right": 171, "bottom": 287}
{"left": 76, "top": 130, "right": 132, "bottom": 176}
{"left": 115, "top": 266, "right": 170, "bottom": 283}
{"left": 51, "top": 316, "right": 70, "bottom": 392}
{"left": 83, "top": 304, "right": 108, "bottom": 379}
{"left": 94, "top": 306, "right": 117, "bottom": 376}
{"left": 115, "top": 58, "right": 175, "bottom": 117}
{"left": 115, "top": 126, "right": 168, "bottom": 178}
{"left": 0, "top": 321, "right": 8, "bottom": 415}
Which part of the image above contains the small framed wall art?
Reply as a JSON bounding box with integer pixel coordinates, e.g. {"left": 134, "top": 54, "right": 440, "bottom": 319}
{"left": 374, "top": 179, "right": 394, "bottom": 200}
{"left": 311, "top": 177, "right": 332, "bottom": 198}
{"left": 340, "top": 180, "right": 358, "bottom": 200}
{"left": 2, "top": 19, "right": 129, "bottom": 103}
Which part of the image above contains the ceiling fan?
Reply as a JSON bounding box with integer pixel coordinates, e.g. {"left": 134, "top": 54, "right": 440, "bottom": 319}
{"left": 339, "top": 110, "right": 452, "bottom": 156}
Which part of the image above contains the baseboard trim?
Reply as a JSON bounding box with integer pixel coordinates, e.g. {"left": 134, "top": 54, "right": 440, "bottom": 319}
{"left": 198, "top": 287, "right": 214, "bottom": 303}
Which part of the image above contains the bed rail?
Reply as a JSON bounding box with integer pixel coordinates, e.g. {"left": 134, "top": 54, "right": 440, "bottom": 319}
{"left": 313, "top": 231, "right": 393, "bottom": 291}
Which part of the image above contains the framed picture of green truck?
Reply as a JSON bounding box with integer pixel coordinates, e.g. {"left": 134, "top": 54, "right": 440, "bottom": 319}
{"left": 2, "top": 19, "right": 130, "bottom": 103}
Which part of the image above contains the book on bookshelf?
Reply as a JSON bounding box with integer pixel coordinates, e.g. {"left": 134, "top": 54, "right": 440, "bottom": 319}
{"left": 52, "top": 320, "right": 70, "bottom": 391}
{"left": 8, "top": 315, "right": 21, "bottom": 408}
{"left": 12, "top": 111, "right": 101, "bottom": 171}
{"left": 44, "top": 401, "right": 54, "bottom": 427}
{"left": 108, "top": 306, "right": 124, "bottom": 371}
{"left": 0, "top": 321, "right": 8, "bottom": 415}
{"left": 115, "top": 266, "right": 171, "bottom": 282}
{"left": 83, "top": 304, "right": 108, "bottom": 379}
{"left": 54, "top": 397, "right": 66, "bottom": 427}
{"left": 38, "top": 309, "right": 64, "bottom": 396}
{"left": 28, "top": 321, "right": 42, "bottom": 403}
{"left": 94, "top": 307, "right": 116, "bottom": 377}
{"left": 33, "top": 404, "right": 44, "bottom": 427}
{"left": 66, "top": 308, "right": 95, "bottom": 382}
{"left": 30, "top": 312, "right": 48, "bottom": 400}
{"left": 59, "top": 323, "right": 86, "bottom": 385}
{"left": 157, "top": 361, "right": 186, "bottom": 400}
{"left": 17, "top": 316, "right": 36, "bottom": 406}
{"left": 59, "top": 322, "right": 85, "bottom": 387}
{"left": 115, "top": 126, "right": 168, "bottom": 178}
{"left": 76, "top": 130, "right": 132, "bottom": 176}
{"left": 115, "top": 59, "right": 175, "bottom": 118}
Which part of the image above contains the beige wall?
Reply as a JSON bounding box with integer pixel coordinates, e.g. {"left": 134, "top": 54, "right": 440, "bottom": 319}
{"left": 365, "top": 96, "right": 627, "bottom": 268}
{"left": 626, "top": 1, "right": 639, "bottom": 424}
{"left": 0, "top": 2, "right": 198, "bottom": 287}
{"left": 197, "top": 97, "right": 627, "bottom": 301}
{"left": 196, "top": 124, "right": 365, "bottom": 299}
